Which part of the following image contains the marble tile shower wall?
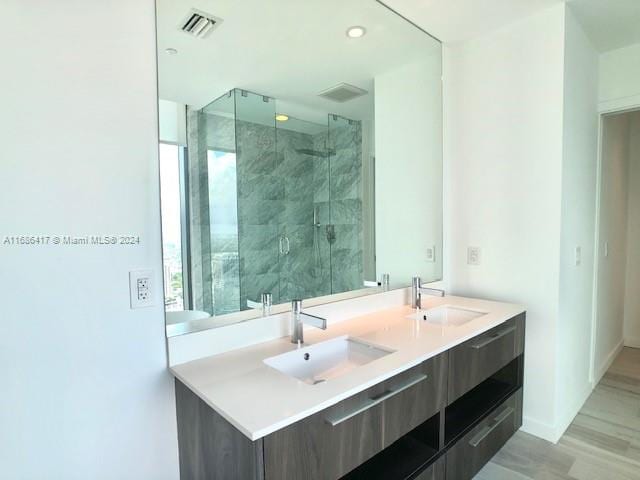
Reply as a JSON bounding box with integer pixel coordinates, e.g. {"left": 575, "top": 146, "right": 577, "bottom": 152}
{"left": 235, "top": 121, "right": 333, "bottom": 306}
{"left": 327, "top": 120, "right": 363, "bottom": 294}
{"left": 235, "top": 119, "right": 280, "bottom": 308}
{"left": 186, "top": 110, "right": 365, "bottom": 315}
{"left": 276, "top": 128, "right": 331, "bottom": 303}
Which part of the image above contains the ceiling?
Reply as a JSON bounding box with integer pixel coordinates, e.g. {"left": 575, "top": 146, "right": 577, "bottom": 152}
{"left": 379, "top": 0, "right": 562, "bottom": 44}
{"left": 158, "top": 0, "right": 640, "bottom": 123}
{"left": 157, "top": 0, "right": 440, "bottom": 122}
{"left": 568, "top": 0, "right": 640, "bottom": 52}
{"left": 383, "top": 0, "right": 640, "bottom": 53}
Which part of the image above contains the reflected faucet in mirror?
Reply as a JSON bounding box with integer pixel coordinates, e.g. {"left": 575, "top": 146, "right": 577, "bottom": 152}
{"left": 363, "top": 273, "right": 391, "bottom": 290}
{"left": 246, "top": 292, "right": 273, "bottom": 317}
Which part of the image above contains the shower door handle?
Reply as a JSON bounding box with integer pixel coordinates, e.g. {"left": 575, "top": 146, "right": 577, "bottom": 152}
{"left": 283, "top": 235, "right": 290, "bottom": 255}
{"left": 279, "top": 235, "right": 290, "bottom": 255}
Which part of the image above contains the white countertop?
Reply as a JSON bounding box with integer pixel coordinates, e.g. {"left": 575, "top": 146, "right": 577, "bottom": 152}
{"left": 170, "top": 295, "right": 525, "bottom": 441}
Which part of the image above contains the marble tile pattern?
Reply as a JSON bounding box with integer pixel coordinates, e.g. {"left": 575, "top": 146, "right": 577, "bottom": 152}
{"left": 474, "top": 347, "right": 640, "bottom": 480}
{"left": 235, "top": 119, "right": 281, "bottom": 308}
{"left": 235, "top": 116, "right": 365, "bottom": 306}
{"left": 186, "top": 97, "right": 365, "bottom": 315}
{"left": 327, "top": 117, "right": 364, "bottom": 294}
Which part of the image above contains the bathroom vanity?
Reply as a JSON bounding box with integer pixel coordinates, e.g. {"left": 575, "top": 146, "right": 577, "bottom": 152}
{"left": 171, "top": 297, "right": 525, "bottom": 480}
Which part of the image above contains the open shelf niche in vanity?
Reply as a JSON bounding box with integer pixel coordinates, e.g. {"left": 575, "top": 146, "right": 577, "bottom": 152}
{"left": 174, "top": 311, "right": 525, "bottom": 480}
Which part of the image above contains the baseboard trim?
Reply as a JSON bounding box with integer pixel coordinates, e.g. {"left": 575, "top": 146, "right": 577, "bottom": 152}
{"left": 594, "top": 339, "right": 624, "bottom": 385}
{"left": 522, "top": 379, "right": 594, "bottom": 444}
{"left": 554, "top": 382, "right": 594, "bottom": 442}
{"left": 624, "top": 337, "right": 640, "bottom": 349}
{"left": 521, "top": 416, "right": 557, "bottom": 443}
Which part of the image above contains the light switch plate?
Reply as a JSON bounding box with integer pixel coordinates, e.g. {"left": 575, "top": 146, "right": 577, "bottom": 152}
{"left": 129, "top": 270, "right": 154, "bottom": 309}
{"left": 426, "top": 245, "right": 436, "bottom": 263}
{"left": 467, "top": 246, "right": 481, "bottom": 266}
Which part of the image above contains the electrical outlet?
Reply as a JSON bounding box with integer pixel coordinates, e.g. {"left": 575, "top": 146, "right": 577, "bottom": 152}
{"left": 467, "top": 246, "right": 481, "bottom": 266}
{"left": 575, "top": 246, "right": 582, "bottom": 266}
{"left": 426, "top": 245, "right": 436, "bottom": 263}
{"left": 130, "top": 270, "right": 154, "bottom": 309}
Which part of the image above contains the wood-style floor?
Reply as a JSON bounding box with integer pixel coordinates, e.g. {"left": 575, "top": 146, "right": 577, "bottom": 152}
{"left": 474, "top": 347, "right": 640, "bottom": 480}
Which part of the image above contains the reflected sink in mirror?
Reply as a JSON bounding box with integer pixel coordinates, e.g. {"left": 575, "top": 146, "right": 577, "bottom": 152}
{"left": 406, "top": 305, "right": 487, "bottom": 326}
{"left": 264, "top": 335, "right": 395, "bottom": 385}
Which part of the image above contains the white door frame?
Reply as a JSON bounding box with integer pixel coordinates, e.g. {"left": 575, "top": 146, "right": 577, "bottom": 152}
{"left": 589, "top": 98, "right": 640, "bottom": 386}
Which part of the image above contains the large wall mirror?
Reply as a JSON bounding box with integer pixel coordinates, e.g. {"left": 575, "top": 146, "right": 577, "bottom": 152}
{"left": 156, "top": 0, "right": 443, "bottom": 336}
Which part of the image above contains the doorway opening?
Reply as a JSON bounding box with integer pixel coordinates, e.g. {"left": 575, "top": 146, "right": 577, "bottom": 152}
{"left": 591, "top": 107, "right": 640, "bottom": 384}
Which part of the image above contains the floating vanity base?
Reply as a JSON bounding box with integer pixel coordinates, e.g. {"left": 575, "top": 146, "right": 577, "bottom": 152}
{"left": 174, "top": 312, "right": 525, "bottom": 480}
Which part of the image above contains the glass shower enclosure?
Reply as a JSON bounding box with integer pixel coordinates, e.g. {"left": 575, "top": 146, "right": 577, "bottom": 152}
{"left": 186, "top": 89, "right": 365, "bottom": 316}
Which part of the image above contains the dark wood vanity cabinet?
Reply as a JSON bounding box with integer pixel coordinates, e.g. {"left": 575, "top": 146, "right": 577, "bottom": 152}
{"left": 264, "top": 355, "right": 447, "bottom": 480}
{"left": 446, "top": 390, "right": 522, "bottom": 480}
{"left": 414, "top": 457, "right": 446, "bottom": 480}
{"left": 175, "top": 313, "right": 526, "bottom": 480}
{"left": 448, "top": 313, "right": 525, "bottom": 403}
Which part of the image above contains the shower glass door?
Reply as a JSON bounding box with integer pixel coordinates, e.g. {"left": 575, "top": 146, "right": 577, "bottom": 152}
{"left": 233, "top": 90, "right": 280, "bottom": 310}
{"left": 188, "top": 89, "right": 367, "bottom": 315}
{"left": 275, "top": 116, "right": 331, "bottom": 303}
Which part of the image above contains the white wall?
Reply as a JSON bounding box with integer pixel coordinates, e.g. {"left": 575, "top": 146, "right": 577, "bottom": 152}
{"left": 556, "top": 6, "right": 599, "bottom": 434}
{"left": 375, "top": 56, "right": 443, "bottom": 285}
{"left": 444, "top": 4, "right": 566, "bottom": 441}
{"left": 624, "top": 113, "right": 640, "bottom": 347}
{"left": 159, "top": 99, "right": 187, "bottom": 145}
{"left": 594, "top": 113, "right": 631, "bottom": 379}
{"left": 599, "top": 43, "right": 640, "bottom": 111}
{"left": 0, "top": 1, "right": 179, "bottom": 479}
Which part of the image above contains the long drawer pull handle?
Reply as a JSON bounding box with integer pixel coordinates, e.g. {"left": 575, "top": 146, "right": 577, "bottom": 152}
{"left": 325, "top": 374, "right": 428, "bottom": 426}
{"left": 470, "top": 326, "right": 516, "bottom": 349}
{"left": 468, "top": 406, "right": 515, "bottom": 448}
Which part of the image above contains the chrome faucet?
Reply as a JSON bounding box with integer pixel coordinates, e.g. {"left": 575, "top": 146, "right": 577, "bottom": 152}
{"left": 363, "top": 273, "right": 390, "bottom": 290}
{"left": 411, "top": 276, "right": 445, "bottom": 309}
{"left": 290, "top": 299, "right": 327, "bottom": 344}
{"left": 246, "top": 292, "right": 273, "bottom": 316}
{"left": 261, "top": 293, "right": 272, "bottom": 316}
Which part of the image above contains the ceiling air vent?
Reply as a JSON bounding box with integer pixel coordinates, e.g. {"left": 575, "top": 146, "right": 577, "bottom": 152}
{"left": 318, "top": 83, "right": 368, "bottom": 103}
{"left": 179, "top": 9, "right": 222, "bottom": 39}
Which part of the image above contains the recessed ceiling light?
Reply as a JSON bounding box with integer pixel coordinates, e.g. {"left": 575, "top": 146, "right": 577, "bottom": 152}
{"left": 165, "top": 48, "right": 178, "bottom": 55}
{"left": 346, "top": 26, "right": 366, "bottom": 39}
{"left": 275, "top": 114, "right": 289, "bottom": 122}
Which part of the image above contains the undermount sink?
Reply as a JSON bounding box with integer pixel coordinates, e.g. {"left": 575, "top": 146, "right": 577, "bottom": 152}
{"left": 406, "top": 305, "right": 487, "bottom": 326}
{"left": 264, "top": 335, "right": 395, "bottom": 385}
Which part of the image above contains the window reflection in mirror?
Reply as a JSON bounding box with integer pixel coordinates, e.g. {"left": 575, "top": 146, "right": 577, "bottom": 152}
{"left": 159, "top": 143, "right": 186, "bottom": 312}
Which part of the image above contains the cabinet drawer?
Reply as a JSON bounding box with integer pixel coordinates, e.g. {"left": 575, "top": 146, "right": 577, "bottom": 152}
{"left": 445, "top": 389, "right": 522, "bottom": 480}
{"left": 413, "top": 457, "right": 445, "bottom": 480}
{"left": 448, "top": 314, "right": 524, "bottom": 403}
{"left": 264, "top": 354, "right": 446, "bottom": 480}
{"left": 382, "top": 353, "right": 446, "bottom": 448}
